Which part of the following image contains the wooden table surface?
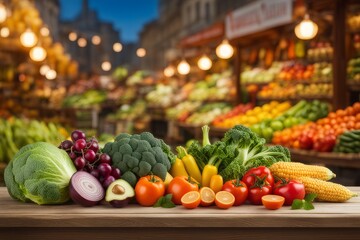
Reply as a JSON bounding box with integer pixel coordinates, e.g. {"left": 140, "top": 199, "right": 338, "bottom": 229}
{"left": 1, "top": 187, "right": 360, "bottom": 239}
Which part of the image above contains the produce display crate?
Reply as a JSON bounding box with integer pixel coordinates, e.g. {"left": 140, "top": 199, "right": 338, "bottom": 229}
{"left": 102, "top": 118, "right": 151, "bottom": 136}
{"left": 62, "top": 108, "right": 100, "bottom": 130}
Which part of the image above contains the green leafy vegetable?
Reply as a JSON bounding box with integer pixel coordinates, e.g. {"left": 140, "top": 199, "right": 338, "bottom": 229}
{"left": 291, "top": 193, "right": 317, "bottom": 210}
{"left": 188, "top": 125, "right": 291, "bottom": 181}
{"left": 103, "top": 132, "right": 176, "bottom": 187}
{"left": 4, "top": 142, "right": 76, "bottom": 205}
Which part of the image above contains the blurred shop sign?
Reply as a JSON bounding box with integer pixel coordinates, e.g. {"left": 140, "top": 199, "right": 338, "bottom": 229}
{"left": 179, "top": 22, "right": 224, "bottom": 48}
{"left": 226, "top": 0, "right": 293, "bottom": 40}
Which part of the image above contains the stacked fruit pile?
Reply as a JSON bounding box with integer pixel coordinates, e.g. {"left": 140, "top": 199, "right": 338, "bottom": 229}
{"left": 250, "top": 100, "right": 329, "bottom": 142}
{"left": 258, "top": 82, "right": 332, "bottom": 100}
{"left": 212, "top": 101, "right": 291, "bottom": 128}
{"left": 272, "top": 102, "right": 360, "bottom": 152}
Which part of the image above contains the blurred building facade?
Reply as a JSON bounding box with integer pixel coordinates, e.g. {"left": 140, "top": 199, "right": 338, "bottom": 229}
{"left": 58, "top": 0, "right": 123, "bottom": 75}
{"left": 139, "top": 0, "right": 251, "bottom": 71}
{"left": 34, "top": 0, "right": 60, "bottom": 41}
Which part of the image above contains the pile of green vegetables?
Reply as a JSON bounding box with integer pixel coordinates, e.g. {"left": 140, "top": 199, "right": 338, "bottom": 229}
{"left": 333, "top": 130, "right": 360, "bottom": 153}
{"left": 62, "top": 90, "right": 107, "bottom": 108}
{"left": 0, "top": 118, "right": 67, "bottom": 163}
{"left": 188, "top": 125, "right": 291, "bottom": 181}
{"left": 103, "top": 132, "right": 176, "bottom": 187}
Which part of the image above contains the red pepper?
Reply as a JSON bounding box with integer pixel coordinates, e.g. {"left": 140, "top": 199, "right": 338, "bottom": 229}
{"left": 299, "top": 133, "right": 314, "bottom": 150}
{"left": 313, "top": 134, "right": 336, "bottom": 152}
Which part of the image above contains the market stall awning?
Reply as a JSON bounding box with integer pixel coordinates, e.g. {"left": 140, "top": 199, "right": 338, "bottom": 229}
{"left": 225, "top": 0, "right": 293, "bottom": 40}
{"left": 179, "top": 22, "right": 224, "bottom": 48}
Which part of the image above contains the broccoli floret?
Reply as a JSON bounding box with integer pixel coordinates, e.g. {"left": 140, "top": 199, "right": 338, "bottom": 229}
{"left": 140, "top": 132, "right": 161, "bottom": 147}
{"left": 132, "top": 167, "right": 140, "bottom": 176}
{"left": 115, "top": 133, "right": 131, "bottom": 142}
{"left": 141, "top": 151, "right": 157, "bottom": 166}
{"left": 123, "top": 154, "right": 139, "bottom": 169}
{"left": 113, "top": 159, "right": 128, "bottom": 173}
{"left": 131, "top": 134, "right": 141, "bottom": 140}
{"left": 136, "top": 140, "right": 152, "bottom": 152}
{"left": 151, "top": 163, "right": 167, "bottom": 180}
{"left": 113, "top": 152, "right": 123, "bottom": 163}
{"left": 117, "top": 139, "right": 131, "bottom": 149}
{"left": 129, "top": 138, "right": 139, "bottom": 150}
{"left": 102, "top": 142, "right": 112, "bottom": 153}
{"left": 131, "top": 151, "right": 142, "bottom": 159}
{"left": 119, "top": 143, "right": 133, "bottom": 155}
{"left": 121, "top": 171, "right": 137, "bottom": 187}
{"left": 138, "top": 161, "right": 152, "bottom": 177}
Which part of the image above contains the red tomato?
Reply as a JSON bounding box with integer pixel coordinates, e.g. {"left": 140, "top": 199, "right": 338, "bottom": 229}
{"left": 242, "top": 166, "right": 274, "bottom": 189}
{"left": 167, "top": 176, "right": 199, "bottom": 205}
{"left": 248, "top": 185, "right": 272, "bottom": 205}
{"left": 242, "top": 166, "right": 274, "bottom": 205}
{"left": 222, "top": 179, "right": 248, "bottom": 206}
{"left": 273, "top": 179, "right": 305, "bottom": 205}
{"left": 135, "top": 175, "right": 165, "bottom": 206}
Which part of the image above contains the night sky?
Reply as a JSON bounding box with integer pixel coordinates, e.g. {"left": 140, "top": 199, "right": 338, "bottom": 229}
{"left": 59, "top": 0, "right": 159, "bottom": 43}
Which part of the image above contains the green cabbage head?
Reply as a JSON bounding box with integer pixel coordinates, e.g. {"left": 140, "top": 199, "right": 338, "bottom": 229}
{"left": 4, "top": 142, "right": 76, "bottom": 205}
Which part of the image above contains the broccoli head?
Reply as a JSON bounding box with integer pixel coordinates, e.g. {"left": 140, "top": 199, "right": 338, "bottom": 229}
{"left": 103, "top": 132, "right": 175, "bottom": 187}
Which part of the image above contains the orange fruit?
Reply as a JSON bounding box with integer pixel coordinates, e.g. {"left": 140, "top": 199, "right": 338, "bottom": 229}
{"left": 199, "top": 187, "right": 215, "bottom": 207}
{"left": 261, "top": 195, "right": 285, "bottom": 210}
{"left": 214, "top": 191, "right": 235, "bottom": 209}
{"left": 181, "top": 191, "right": 201, "bottom": 209}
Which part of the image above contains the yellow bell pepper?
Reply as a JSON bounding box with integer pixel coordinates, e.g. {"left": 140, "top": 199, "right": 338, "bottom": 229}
{"left": 170, "top": 158, "right": 189, "bottom": 178}
{"left": 210, "top": 174, "right": 223, "bottom": 193}
{"left": 176, "top": 146, "right": 202, "bottom": 183}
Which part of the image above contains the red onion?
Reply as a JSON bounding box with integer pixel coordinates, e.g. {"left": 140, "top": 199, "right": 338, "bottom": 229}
{"left": 69, "top": 171, "right": 104, "bottom": 207}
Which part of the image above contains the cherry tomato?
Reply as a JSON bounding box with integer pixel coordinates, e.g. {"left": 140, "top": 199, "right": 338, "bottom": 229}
{"left": 135, "top": 175, "right": 165, "bottom": 206}
{"left": 167, "top": 176, "right": 199, "bottom": 205}
{"left": 248, "top": 185, "right": 272, "bottom": 205}
{"left": 242, "top": 166, "right": 274, "bottom": 189}
{"left": 273, "top": 179, "right": 305, "bottom": 205}
{"left": 221, "top": 179, "right": 248, "bottom": 206}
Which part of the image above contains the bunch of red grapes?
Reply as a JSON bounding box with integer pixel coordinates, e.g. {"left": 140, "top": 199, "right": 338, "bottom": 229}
{"left": 59, "top": 130, "right": 120, "bottom": 189}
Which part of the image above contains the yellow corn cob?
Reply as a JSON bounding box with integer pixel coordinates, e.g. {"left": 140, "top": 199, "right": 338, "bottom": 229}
{"left": 269, "top": 161, "right": 336, "bottom": 181}
{"left": 295, "top": 176, "right": 357, "bottom": 202}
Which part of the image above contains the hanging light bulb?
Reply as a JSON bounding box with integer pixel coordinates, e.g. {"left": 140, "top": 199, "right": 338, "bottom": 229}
{"left": 101, "top": 61, "right": 112, "bottom": 71}
{"left": 20, "top": 28, "right": 38, "bottom": 48}
{"left": 77, "top": 37, "right": 87, "bottom": 47}
{"left": 294, "top": 14, "right": 318, "bottom": 40}
{"left": 0, "top": 27, "right": 9, "bottom": 38}
{"left": 40, "top": 26, "right": 50, "bottom": 37}
{"left": 216, "top": 39, "right": 234, "bottom": 59}
{"left": 113, "top": 42, "right": 123, "bottom": 52}
{"left": 45, "top": 69, "right": 57, "bottom": 80}
{"left": 177, "top": 59, "right": 190, "bottom": 75}
{"left": 197, "top": 55, "right": 212, "bottom": 70}
{"left": 163, "top": 65, "right": 175, "bottom": 77}
{"left": 136, "top": 48, "right": 146, "bottom": 57}
{"left": 30, "top": 46, "right": 47, "bottom": 62}
{"left": 92, "top": 35, "right": 101, "bottom": 45}
{"left": 69, "top": 32, "right": 77, "bottom": 41}
{"left": 40, "top": 64, "right": 50, "bottom": 75}
{"left": 0, "top": 3, "right": 7, "bottom": 23}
